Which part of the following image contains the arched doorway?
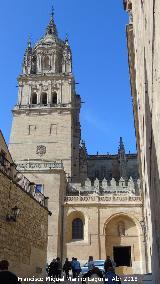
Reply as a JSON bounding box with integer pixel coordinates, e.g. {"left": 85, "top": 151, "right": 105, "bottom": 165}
{"left": 104, "top": 213, "right": 142, "bottom": 274}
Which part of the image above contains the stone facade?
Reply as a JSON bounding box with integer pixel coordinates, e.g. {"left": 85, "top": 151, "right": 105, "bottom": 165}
{"left": 8, "top": 10, "right": 146, "bottom": 275}
{"left": 64, "top": 197, "right": 144, "bottom": 274}
{"left": 124, "top": 0, "right": 160, "bottom": 282}
{"left": 63, "top": 178, "right": 145, "bottom": 274}
{"left": 88, "top": 138, "right": 139, "bottom": 181}
{"left": 18, "top": 161, "right": 67, "bottom": 262}
{"left": 0, "top": 131, "right": 49, "bottom": 279}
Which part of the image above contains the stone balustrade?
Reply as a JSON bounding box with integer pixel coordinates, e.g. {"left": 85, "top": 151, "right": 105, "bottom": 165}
{"left": 0, "top": 157, "right": 48, "bottom": 208}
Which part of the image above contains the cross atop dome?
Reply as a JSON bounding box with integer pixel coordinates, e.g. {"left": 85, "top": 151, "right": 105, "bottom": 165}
{"left": 51, "top": 5, "right": 54, "bottom": 19}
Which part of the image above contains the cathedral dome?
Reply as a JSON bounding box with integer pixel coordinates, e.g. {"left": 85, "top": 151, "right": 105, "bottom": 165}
{"left": 22, "top": 9, "right": 72, "bottom": 75}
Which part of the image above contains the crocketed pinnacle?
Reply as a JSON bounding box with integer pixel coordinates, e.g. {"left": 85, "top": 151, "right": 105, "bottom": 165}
{"left": 45, "top": 6, "right": 58, "bottom": 37}
{"left": 118, "top": 137, "right": 125, "bottom": 154}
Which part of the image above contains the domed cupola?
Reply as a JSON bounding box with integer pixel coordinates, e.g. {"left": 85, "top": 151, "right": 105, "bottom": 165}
{"left": 22, "top": 8, "right": 72, "bottom": 75}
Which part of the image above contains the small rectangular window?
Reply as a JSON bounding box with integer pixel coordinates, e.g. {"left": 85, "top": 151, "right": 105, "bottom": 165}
{"left": 50, "top": 124, "right": 57, "bottom": 135}
{"left": 29, "top": 125, "right": 36, "bottom": 135}
{"left": 35, "top": 184, "right": 43, "bottom": 193}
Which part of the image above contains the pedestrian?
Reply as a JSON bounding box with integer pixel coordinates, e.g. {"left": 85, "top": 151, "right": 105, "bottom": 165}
{"left": 72, "top": 258, "right": 81, "bottom": 278}
{"left": 63, "top": 258, "right": 71, "bottom": 279}
{"left": 71, "top": 257, "right": 76, "bottom": 278}
{"left": 55, "top": 257, "right": 62, "bottom": 279}
{"left": 82, "top": 256, "right": 103, "bottom": 284}
{"left": 48, "top": 259, "right": 56, "bottom": 278}
{"left": 104, "top": 267, "right": 121, "bottom": 284}
{"left": 0, "top": 259, "right": 20, "bottom": 284}
{"left": 104, "top": 256, "right": 115, "bottom": 273}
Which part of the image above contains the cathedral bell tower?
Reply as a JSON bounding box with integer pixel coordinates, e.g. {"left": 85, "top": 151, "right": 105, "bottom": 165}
{"left": 9, "top": 11, "right": 81, "bottom": 182}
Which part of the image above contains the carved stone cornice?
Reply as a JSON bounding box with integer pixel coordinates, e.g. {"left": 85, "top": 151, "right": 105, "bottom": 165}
{"left": 64, "top": 195, "right": 142, "bottom": 207}
{"left": 16, "top": 160, "right": 64, "bottom": 172}
{"left": 18, "top": 73, "right": 73, "bottom": 82}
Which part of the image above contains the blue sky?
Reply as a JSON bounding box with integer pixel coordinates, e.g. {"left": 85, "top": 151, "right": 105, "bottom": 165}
{"left": 0, "top": 0, "right": 136, "bottom": 154}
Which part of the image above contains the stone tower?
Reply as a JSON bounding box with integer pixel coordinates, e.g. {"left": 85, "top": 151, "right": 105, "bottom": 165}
{"left": 9, "top": 11, "right": 81, "bottom": 182}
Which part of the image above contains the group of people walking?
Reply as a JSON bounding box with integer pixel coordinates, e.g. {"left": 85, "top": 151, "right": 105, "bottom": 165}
{"left": 48, "top": 255, "right": 121, "bottom": 284}
{"left": 82, "top": 255, "right": 121, "bottom": 284}
{"left": 48, "top": 257, "right": 63, "bottom": 279}
{"left": 48, "top": 256, "right": 81, "bottom": 280}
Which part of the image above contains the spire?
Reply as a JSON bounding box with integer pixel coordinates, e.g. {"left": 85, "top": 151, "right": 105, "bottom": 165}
{"left": 118, "top": 137, "right": 127, "bottom": 180}
{"left": 45, "top": 6, "right": 58, "bottom": 37}
{"left": 65, "top": 33, "right": 69, "bottom": 45}
{"left": 51, "top": 5, "right": 54, "bottom": 20}
{"left": 27, "top": 34, "right": 32, "bottom": 49}
{"left": 22, "top": 35, "right": 32, "bottom": 75}
{"left": 24, "top": 35, "right": 32, "bottom": 55}
{"left": 119, "top": 137, "right": 125, "bottom": 153}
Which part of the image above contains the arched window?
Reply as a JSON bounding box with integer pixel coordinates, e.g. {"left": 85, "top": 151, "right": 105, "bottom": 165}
{"left": 41, "top": 93, "right": 47, "bottom": 106}
{"left": 31, "top": 93, "right": 37, "bottom": 105}
{"left": 43, "top": 56, "right": 50, "bottom": 69}
{"left": 52, "top": 92, "right": 57, "bottom": 105}
{"left": 72, "top": 218, "right": 84, "bottom": 240}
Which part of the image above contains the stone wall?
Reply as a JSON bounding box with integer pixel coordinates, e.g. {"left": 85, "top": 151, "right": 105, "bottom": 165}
{"left": 63, "top": 198, "right": 145, "bottom": 274}
{"left": 0, "top": 169, "right": 48, "bottom": 279}
{"left": 87, "top": 154, "right": 139, "bottom": 181}
{"left": 125, "top": 0, "right": 160, "bottom": 282}
{"left": 23, "top": 167, "right": 67, "bottom": 263}
{"left": 9, "top": 110, "right": 72, "bottom": 177}
{"left": 0, "top": 130, "right": 13, "bottom": 163}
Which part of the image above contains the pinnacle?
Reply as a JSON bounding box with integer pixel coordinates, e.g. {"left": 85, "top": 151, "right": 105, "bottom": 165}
{"left": 45, "top": 7, "right": 58, "bottom": 37}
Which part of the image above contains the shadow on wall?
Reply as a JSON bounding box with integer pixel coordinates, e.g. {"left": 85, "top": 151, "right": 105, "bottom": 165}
{"left": 144, "top": 57, "right": 160, "bottom": 274}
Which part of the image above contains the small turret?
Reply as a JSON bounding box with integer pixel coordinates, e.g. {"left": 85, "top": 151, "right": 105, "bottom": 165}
{"left": 62, "top": 34, "right": 72, "bottom": 74}
{"left": 22, "top": 36, "right": 33, "bottom": 75}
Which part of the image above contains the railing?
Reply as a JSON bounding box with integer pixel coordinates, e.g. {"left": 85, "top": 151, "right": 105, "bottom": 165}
{"left": 0, "top": 156, "right": 48, "bottom": 208}
{"left": 64, "top": 195, "right": 142, "bottom": 204}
